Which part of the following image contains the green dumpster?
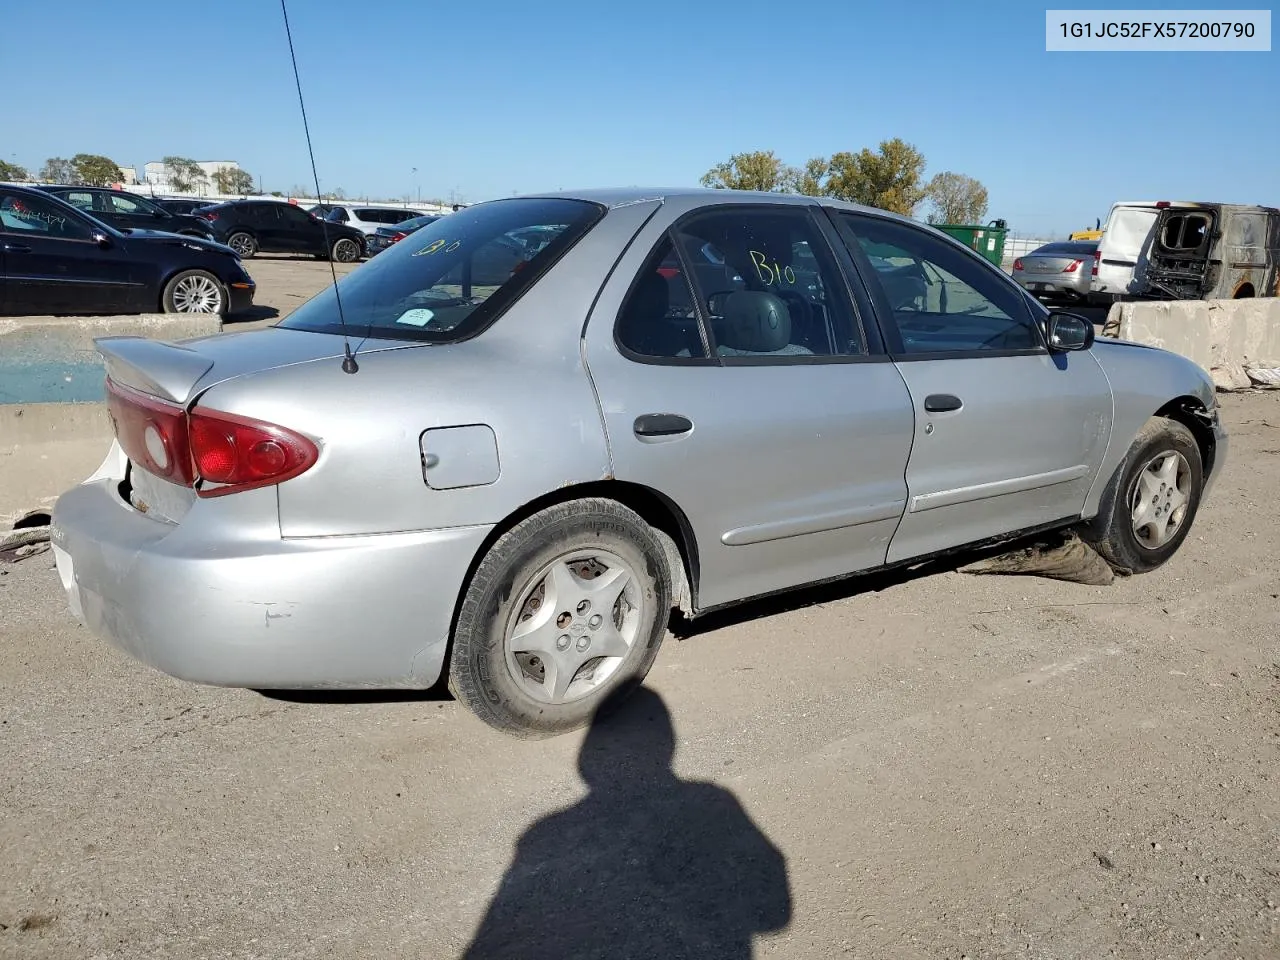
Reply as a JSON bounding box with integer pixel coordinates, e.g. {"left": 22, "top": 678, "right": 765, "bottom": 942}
{"left": 934, "top": 220, "right": 1008, "bottom": 266}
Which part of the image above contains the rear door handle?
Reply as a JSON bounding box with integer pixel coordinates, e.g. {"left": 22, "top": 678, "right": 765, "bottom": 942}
{"left": 923, "top": 393, "right": 963, "bottom": 413}
{"left": 634, "top": 413, "right": 693, "bottom": 437}
{"left": 2, "top": 243, "right": 32, "bottom": 254}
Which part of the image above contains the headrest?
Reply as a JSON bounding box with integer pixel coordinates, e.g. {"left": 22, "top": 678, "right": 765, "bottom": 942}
{"left": 715, "top": 291, "right": 791, "bottom": 353}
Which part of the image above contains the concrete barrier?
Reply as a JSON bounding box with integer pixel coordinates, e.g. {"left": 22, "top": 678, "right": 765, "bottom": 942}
{"left": 1, "top": 314, "right": 222, "bottom": 527}
{"left": 1102, "top": 298, "right": 1280, "bottom": 390}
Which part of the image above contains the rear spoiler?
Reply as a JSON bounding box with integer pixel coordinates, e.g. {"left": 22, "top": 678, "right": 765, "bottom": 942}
{"left": 94, "top": 336, "right": 215, "bottom": 404}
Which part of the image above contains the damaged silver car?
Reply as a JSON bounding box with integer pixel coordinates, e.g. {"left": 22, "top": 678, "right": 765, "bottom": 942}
{"left": 52, "top": 189, "right": 1229, "bottom": 738}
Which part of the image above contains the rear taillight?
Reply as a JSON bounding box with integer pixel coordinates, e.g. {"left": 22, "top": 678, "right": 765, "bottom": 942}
{"left": 188, "top": 408, "right": 319, "bottom": 498}
{"left": 1013, "top": 258, "right": 1024, "bottom": 271}
{"left": 1063, "top": 259, "right": 1081, "bottom": 273}
{"left": 1091, "top": 250, "right": 1100, "bottom": 276}
{"left": 200, "top": 212, "right": 218, "bottom": 221}
{"left": 106, "top": 379, "right": 195, "bottom": 486}
{"left": 104, "top": 377, "right": 318, "bottom": 497}
{"left": 391, "top": 231, "right": 407, "bottom": 242}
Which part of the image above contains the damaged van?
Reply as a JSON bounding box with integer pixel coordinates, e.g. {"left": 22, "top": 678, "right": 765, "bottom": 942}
{"left": 1089, "top": 200, "right": 1279, "bottom": 304}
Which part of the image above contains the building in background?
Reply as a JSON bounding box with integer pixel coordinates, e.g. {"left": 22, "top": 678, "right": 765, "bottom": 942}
{"left": 141, "top": 160, "right": 242, "bottom": 196}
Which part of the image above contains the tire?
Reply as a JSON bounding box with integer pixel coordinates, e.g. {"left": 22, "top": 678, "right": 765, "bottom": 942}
{"left": 227, "top": 232, "right": 257, "bottom": 258}
{"left": 1080, "top": 416, "right": 1203, "bottom": 574}
{"left": 330, "top": 237, "right": 361, "bottom": 263}
{"left": 449, "top": 499, "right": 672, "bottom": 739}
{"left": 162, "top": 269, "right": 227, "bottom": 316}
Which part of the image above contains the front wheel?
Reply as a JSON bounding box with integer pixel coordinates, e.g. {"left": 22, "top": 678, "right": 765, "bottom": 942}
{"left": 1081, "top": 416, "right": 1204, "bottom": 574}
{"left": 162, "top": 270, "right": 226, "bottom": 315}
{"left": 449, "top": 499, "right": 672, "bottom": 739}
{"left": 330, "top": 238, "right": 361, "bottom": 262}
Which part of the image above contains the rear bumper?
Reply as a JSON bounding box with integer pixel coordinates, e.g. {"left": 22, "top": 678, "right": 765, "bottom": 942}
{"left": 1013, "top": 274, "right": 1089, "bottom": 298}
{"left": 51, "top": 478, "right": 492, "bottom": 689}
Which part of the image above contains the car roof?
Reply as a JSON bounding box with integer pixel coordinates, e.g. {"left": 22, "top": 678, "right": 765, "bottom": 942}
{"left": 492, "top": 186, "right": 918, "bottom": 223}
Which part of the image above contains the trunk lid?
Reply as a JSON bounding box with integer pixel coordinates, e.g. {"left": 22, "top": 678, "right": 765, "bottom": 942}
{"left": 96, "top": 326, "right": 418, "bottom": 404}
{"left": 1022, "top": 256, "right": 1075, "bottom": 274}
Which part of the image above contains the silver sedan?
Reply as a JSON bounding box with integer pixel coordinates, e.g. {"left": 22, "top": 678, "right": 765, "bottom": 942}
{"left": 51, "top": 189, "right": 1227, "bottom": 738}
{"left": 1012, "top": 240, "right": 1098, "bottom": 301}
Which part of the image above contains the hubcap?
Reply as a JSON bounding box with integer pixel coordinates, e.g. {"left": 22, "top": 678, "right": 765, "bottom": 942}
{"left": 1130, "top": 450, "right": 1192, "bottom": 549}
{"left": 171, "top": 275, "right": 222, "bottom": 313}
{"left": 503, "top": 549, "right": 644, "bottom": 705}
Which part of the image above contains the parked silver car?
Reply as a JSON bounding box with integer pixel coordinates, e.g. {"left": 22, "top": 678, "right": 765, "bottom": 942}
{"left": 51, "top": 189, "right": 1227, "bottom": 738}
{"left": 1012, "top": 240, "right": 1098, "bottom": 300}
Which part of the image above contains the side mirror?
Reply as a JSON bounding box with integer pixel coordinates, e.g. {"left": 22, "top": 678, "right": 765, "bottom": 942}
{"left": 1046, "top": 311, "right": 1094, "bottom": 352}
{"left": 92, "top": 232, "right": 113, "bottom": 250}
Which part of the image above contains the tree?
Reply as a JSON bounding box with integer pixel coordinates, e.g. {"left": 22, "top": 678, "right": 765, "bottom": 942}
{"left": 70, "top": 154, "right": 124, "bottom": 186}
{"left": 0, "top": 160, "right": 28, "bottom": 181}
{"left": 700, "top": 151, "right": 791, "bottom": 192}
{"left": 164, "top": 156, "right": 207, "bottom": 193}
{"left": 824, "top": 138, "right": 928, "bottom": 216}
{"left": 785, "top": 157, "right": 830, "bottom": 196}
{"left": 925, "top": 171, "right": 989, "bottom": 224}
{"left": 212, "top": 167, "right": 255, "bottom": 194}
{"left": 39, "top": 157, "right": 74, "bottom": 183}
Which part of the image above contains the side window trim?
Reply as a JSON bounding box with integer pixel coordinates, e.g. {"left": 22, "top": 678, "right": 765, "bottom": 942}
{"left": 831, "top": 210, "right": 1048, "bottom": 360}
{"left": 668, "top": 202, "right": 879, "bottom": 366}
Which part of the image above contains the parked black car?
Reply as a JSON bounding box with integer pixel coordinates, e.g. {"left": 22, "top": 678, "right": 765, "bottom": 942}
{"left": 365, "top": 214, "right": 439, "bottom": 256}
{"left": 152, "top": 197, "right": 217, "bottom": 216}
{"left": 36, "top": 185, "right": 217, "bottom": 241}
{"left": 0, "top": 185, "right": 255, "bottom": 317}
{"left": 196, "top": 200, "right": 365, "bottom": 261}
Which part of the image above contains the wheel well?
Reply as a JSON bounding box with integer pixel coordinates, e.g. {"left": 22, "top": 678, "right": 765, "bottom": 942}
{"left": 1233, "top": 282, "right": 1255, "bottom": 299}
{"left": 1155, "top": 395, "right": 1216, "bottom": 478}
{"left": 445, "top": 481, "right": 700, "bottom": 669}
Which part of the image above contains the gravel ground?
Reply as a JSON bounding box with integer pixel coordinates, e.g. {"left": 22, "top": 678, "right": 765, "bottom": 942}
{"left": 1, "top": 392, "right": 1277, "bottom": 960}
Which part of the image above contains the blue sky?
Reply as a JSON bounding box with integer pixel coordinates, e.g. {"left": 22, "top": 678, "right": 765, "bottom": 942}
{"left": 6, "top": 0, "right": 1275, "bottom": 235}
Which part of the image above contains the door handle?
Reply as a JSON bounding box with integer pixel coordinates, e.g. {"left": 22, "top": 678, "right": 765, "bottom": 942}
{"left": 2, "top": 243, "right": 32, "bottom": 254}
{"left": 923, "top": 393, "right": 963, "bottom": 413}
{"left": 634, "top": 413, "right": 693, "bottom": 437}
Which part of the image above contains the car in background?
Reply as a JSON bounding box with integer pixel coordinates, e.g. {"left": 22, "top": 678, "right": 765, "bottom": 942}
{"left": 196, "top": 200, "right": 366, "bottom": 261}
{"left": 0, "top": 184, "right": 254, "bottom": 316}
{"left": 153, "top": 197, "right": 216, "bottom": 216}
{"left": 323, "top": 205, "right": 425, "bottom": 236}
{"left": 49, "top": 188, "right": 1226, "bottom": 740}
{"left": 365, "top": 214, "right": 439, "bottom": 256}
{"left": 36, "top": 186, "right": 217, "bottom": 241}
{"left": 1011, "top": 240, "right": 1098, "bottom": 301}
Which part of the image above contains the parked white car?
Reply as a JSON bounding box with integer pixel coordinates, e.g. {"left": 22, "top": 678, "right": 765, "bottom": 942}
{"left": 321, "top": 205, "right": 426, "bottom": 236}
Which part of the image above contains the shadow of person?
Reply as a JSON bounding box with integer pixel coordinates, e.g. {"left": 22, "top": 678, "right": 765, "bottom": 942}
{"left": 461, "top": 688, "right": 791, "bottom": 959}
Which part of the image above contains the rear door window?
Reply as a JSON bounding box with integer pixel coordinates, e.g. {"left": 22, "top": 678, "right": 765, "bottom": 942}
{"left": 0, "top": 192, "right": 92, "bottom": 240}
{"left": 278, "top": 197, "right": 604, "bottom": 342}
{"left": 669, "top": 205, "right": 866, "bottom": 359}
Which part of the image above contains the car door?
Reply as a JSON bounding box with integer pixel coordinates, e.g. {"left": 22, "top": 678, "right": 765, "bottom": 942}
{"left": 584, "top": 201, "right": 915, "bottom": 610}
{"left": 276, "top": 203, "right": 325, "bottom": 254}
{"left": 830, "top": 210, "right": 1114, "bottom": 565}
{"left": 0, "top": 190, "right": 138, "bottom": 314}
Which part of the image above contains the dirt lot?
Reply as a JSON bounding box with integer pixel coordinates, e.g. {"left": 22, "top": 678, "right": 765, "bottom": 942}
{"left": 1, "top": 392, "right": 1278, "bottom": 960}
{"left": 227, "top": 254, "right": 362, "bottom": 330}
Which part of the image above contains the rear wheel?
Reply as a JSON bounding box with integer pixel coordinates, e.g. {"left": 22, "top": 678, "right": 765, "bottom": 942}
{"left": 162, "top": 270, "right": 226, "bottom": 315}
{"left": 227, "top": 232, "right": 256, "bottom": 258}
{"left": 449, "top": 499, "right": 671, "bottom": 739}
{"left": 330, "top": 238, "right": 361, "bottom": 262}
{"left": 1081, "top": 417, "right": 1203, "bottom": 574}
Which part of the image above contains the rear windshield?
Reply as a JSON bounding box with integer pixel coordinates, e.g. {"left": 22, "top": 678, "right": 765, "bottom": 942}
{"left": 1032, "top": 241, "right": 1097, "bottom": 256}
{"left": 278, "top": 197, "right": 604, "bottom": 342}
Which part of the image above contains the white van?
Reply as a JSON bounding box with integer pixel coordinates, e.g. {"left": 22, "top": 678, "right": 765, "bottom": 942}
{"left": 1089, "top": 201, "right": 1196, "bottom": 304}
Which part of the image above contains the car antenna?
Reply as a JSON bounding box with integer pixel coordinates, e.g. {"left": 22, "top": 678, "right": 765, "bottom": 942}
{"left": 280, "top": 0, "right": 358, "bottom": 375}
